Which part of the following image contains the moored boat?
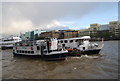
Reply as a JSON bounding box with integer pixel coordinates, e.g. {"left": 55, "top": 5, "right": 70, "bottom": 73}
{"left": 0, "top": 36, "right": 21, "bottom": 50}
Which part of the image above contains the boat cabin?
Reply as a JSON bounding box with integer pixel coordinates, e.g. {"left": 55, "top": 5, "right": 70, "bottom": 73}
{"left": 58, "top": 36, "right": 91, "bottom": 50}
{"left": 13, "top": 38, "right": 60, "bottom": 56}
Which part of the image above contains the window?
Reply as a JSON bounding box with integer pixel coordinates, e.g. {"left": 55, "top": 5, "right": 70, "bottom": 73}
{"left": 20, "top": 50, "right": 21, "bottom": 53}
{"left": 70, "top": 40, "right": 73, "bottom": 43}
{"left": 75, "top": 39, "right": 78, "bottom": 42}
{"left": 62, "top": 44, "right": 65, "bottom": 47}
{"left": 22, "top": 51, "right": 24, "bottom": 53}
{"left": 60, "top": 40, "right": 63, "bottom": 43}
{"left": 25, "top": 51, "right": 27, "bottom": 53}
{"left": 31, "top": 51, "right": 34, "bottom": 54}
{"left": 37, "top": 46, "right": 40, "bottom": 50}
{"left": 28, "top": 51, "right": 30, "bottom": 53}
{"left": 83, "top": 47, "right": 85, "bottom": 50}
{"left": 64, "top": 40, "right": 68, "bottom": 43}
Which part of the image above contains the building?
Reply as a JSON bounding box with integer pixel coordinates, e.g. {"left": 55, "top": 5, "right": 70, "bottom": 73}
{"left": 40, "top": 31, "right": 52, "bottom": 38}
{"left": 58, "top": 30, "right": 78, "bottom": 39}
{"left": 109, "top": 21, "right": 119, "bottom": 39}
{"left": 51, "top": 31, "right": 60, "bottom": 38}
{"left": 39, "top": 30, "right": 78, "bottom": 39}
{"left": 33, "top": 29, "right": 46, "bottom": 40}
{"left": 99, "top": 24, "right": 109, "bottom": 30}
{"left": 20, "top": 30, "right": 46, "bottom": 40}
{"left": 25, "top": 32, "right": 30, "bottom": 39}
{"left": 89, "top": 23, "right": 100, "bottom": 30}
{"left": 78, "top": 29, "right": 90, "bottom": 37}
{"left": 39, "top": 30, "right": 60, "bottom": 38}
{"left": 114, "top": 24, "right": 120, "bottom": 39}
{"left": 88, "top": 23, "right": 100, "bottom": 34}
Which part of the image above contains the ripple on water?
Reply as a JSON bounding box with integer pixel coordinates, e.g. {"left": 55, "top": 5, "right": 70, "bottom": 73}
{"left": 2, "top": 41, "right": 119, "bottom": 79}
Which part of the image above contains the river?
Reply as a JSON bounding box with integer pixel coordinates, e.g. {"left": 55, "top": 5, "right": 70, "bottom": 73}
{"left": 1, "top": 41, "right": 119, "bottom": 79}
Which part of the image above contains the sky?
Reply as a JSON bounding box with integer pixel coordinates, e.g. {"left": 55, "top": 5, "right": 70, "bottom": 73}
{"left": 0, "top": 1, "right": 119, "bottom": 37}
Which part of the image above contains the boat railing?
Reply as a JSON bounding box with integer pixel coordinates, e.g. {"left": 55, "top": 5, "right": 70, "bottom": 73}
{"left": 15, "top": 40, "right": 37, "bottom": 46}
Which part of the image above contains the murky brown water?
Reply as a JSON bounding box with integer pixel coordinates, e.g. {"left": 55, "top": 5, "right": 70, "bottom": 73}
{"left": 1, "top": 41, "right": 119, "bottom": 79}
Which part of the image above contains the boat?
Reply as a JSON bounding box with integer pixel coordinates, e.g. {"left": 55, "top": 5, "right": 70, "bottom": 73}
{"left": 57, "top": 36, "right": 104, "bottom": 56}
{"left": 13, "top": 38, "right": 68, "bottom": 60}
{"left": 0, "top": 36, "right": 21, "bottom": 50}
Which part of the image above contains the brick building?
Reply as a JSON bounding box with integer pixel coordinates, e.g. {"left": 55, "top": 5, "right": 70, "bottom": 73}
{"left": 39, "top": 30, "right": 60, "bottom": 38}
{"left": 39, "top": 30, "right": 78, "bottom": 39}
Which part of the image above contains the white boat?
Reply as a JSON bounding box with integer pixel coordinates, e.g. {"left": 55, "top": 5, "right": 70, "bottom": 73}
{"left": 0, "top": 36, "right": 21, "bottom": 50}
{"left": 57, "top": 36, "right": 104, "bottom": 56}
{"left": 13, "top": 38, "right": 68, "bottom": 60}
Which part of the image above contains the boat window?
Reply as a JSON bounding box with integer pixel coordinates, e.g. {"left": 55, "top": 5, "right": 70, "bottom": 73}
{"left": 22, "top": 51, "right": 24, "bottom": 53}
{"left": 41, "top": 46, "right": 46, "bottom": 49}
{"left": 58, "top": 41, "right": 59, "bottom": 43}
{"left": 37, "top": 46, "right": 40, "bottom": 50}
{"left": 16, "top": 43, "right": 20, "bottom": 46}
{"left": 83, "top": 47, "right": 85, "bottom": 50}
{"left": 25, "top": 51, "right": 27, "bottom": 53}
{"left": 58, "top": 49, "right": 62, "bottom": 51}
{"left": 65, "top": 47, "right": 68, "bottom": 49}
{"left": 70, "top": 40, "right": 73, "bottom": 43}
{"left": 17, "top": 50, "right": 18, "bottom": 53}
{"left": 60, "top": 40, "right": 63, "bottom": 43}
{"left": 18, "top": 50, "right": 20, "bottom": 53}
{"left": 31, "top": 51, "right": 34, "bottom": 54}
{"left": 20, "top": 43, "right": 22, "bottom": 46}
{"left": 75, "top": 39, "right": 78, "bottom": 42}
{"left": 25, "top": 44, "right": 29, "bottom": 46}
{"left": 20, "top": 50, "right": 21, "bottom": 53}
{"left": 64, "top": 40, "right": 68, "bottom": 43}
{"left": 62, "top": 44, "right": 65, "bottom": 47}
{"left": 3, "top": 39, "right": 13, "bottom": 41}
{"left": 28, "top": 51, "right": 30, "bottom": 53}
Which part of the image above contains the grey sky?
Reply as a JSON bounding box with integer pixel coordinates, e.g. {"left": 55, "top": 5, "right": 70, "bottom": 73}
{"left": 1, "top": 1, "right": 118, "bottom": 37}
{"left": 2, "top": 2, "right": 100, "bottom": 34}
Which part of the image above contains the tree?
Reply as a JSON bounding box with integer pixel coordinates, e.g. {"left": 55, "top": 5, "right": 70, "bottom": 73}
{"left": 35, "top": 36, "right": 45, "bottom": 40}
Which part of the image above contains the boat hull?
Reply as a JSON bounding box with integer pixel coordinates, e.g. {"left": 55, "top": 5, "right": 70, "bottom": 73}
{"left": 67, "top": 49, "right": 101, "bottom": 56}
{"left": 81, "top": 49, "right": 101, "bottom": 55}
{"left": 42, "top": 53, "right": 68, "bottom": 61}
{"left": 13, "top": 52, "right": 68, "bottom": 61}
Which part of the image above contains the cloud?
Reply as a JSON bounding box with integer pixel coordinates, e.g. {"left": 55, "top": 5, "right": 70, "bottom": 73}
{"left": 1, "top": 0, "right": 120, "bottom": 2}
{"left": 69, "top": 27, "right": 80, "bottom": 30}
{"left": 45, "top": 20, "right": 68, "bottom": 30}
{"left": 2, "top": 20, "right": 35, "bottom": 34}
{"left": 2, "top": 2, "right": 100, "bottom": 35}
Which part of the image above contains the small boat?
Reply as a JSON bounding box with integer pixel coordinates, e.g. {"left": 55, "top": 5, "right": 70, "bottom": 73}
{"left": 13, "top": 38, "right": 68, "bottom": 60}
{"left": 0, "top": 36, "right": 21, "bottom": 50}
{"left": 57, "top": 36, "right": 104, "bottom": 56}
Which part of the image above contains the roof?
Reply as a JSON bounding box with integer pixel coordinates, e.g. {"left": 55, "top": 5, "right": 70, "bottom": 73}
{"left": 58, "top": 36, "right": 91, "bottom": 40}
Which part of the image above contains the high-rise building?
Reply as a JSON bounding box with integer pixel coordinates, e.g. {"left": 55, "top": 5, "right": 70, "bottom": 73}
{"left": 109, "top": 21, "right": 119, "bottom": 39}
{"left": 20, "top": 29, "right": 46, "bottom": 40}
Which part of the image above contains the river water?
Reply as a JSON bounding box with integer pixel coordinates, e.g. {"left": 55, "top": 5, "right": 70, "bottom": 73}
{"left": 1, "top": 41, "right": 119, "bottom": 79}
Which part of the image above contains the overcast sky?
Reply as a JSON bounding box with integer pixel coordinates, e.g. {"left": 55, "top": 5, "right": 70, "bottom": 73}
{"left": 0, "top": 1, "right": 118, "bottom": 37}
